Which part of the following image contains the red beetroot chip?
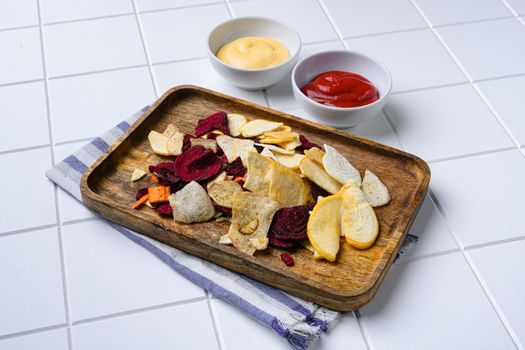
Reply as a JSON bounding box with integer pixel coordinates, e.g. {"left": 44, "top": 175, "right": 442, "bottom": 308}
{"left": 299, "top": 135, "right": 321, "bottom": 150}
{"left": 174, "top": 145, "right": 222, "bottom": 181}
{"left": 280, "top": 253, "right": 294, "bottom": 266}
{"left": 224, "top": 157, "right": 246, "bottom": 177}
{"left": 195, "top": 112, "right": 230, "bottom": 137}
{"left": 151, "top": 162, "right": 179, "bottom": 184}
{"left": 135, "top": 187, "right": 148, "bottom": 200}
{"left": 270, "top": 204, "right": 311, "bottom": 240}
{"left": 155, "top": 203, "right": 173, "bottom": 216}
{"left": 269, "top": 233, "right": 294, "bottom": 249}
{"left": 206, "top": 132, "right": 220, "bottom": 140}
{"left": 182, "top": 134, "right": 193, "bottom": 152}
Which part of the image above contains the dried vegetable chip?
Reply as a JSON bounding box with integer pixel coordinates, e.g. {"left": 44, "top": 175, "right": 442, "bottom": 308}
{"left": 361, "top": 169, "right": 390, "bottom": 207}
{"left": 208, "top": 181, "right": 243, "bottom": 208}
{"left": 216, "top": 135, "right": 256, "bottom": 165}
{"left": 195, "top": 111, "right": 230, "bottom": 136}
{"left": 150, "top": 162, "right": 179, "bottom": 184}
{"left": 169, "top": 181, "right": 215, "bottom": 223}
{"left": 269, "top": 203, "right": 312, "bottom": 241}
{"left": 243, "top": 152, "right": 273, "bottom": 195}
{"left": 274, "top": 153, "right": 304, "bottom": 170}
{"left": 174, "top": 146, "right": 222, "bottom": 181}
{"left": 323, "top": 144, "right": 361, "bottom": 186}
{"left": 298, "top": 135, "right": 321, "bottom": 150}
{"left": 268, "top": 160, "right": 310, "bottom": 207}
{"left": 155, "top": 203, "right": 173, "bottom": 216}
{"left": 224, "top": 157, "right": 246, "bottom": 177}
{"left": 304, "top": 147, "right": 325, "bottom": 164}
{"left": 190, "top": 138, "right": 218, "bottom": 152}
{"left": 280, "top": 253, "right": 294, "bottom": 266}
{"left": 131, "top": 169, "right": 147, "bottom": 182}
{"left": 147, "top": 130, "right": 170, "bottom": 156}
{"left": 299, "top": 156, "right": 342, "bottom": 194}
{"left": 238, "top": 119, "right": 283, "bottom": 137}
{"left": 254, "top": 143, "right": 294, "bottom": 155}
{"left": 226, "top": 113, "right": 247, "bottom": 137}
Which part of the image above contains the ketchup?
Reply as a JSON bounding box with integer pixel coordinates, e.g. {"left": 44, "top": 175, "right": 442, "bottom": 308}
{"left": 300, "top": 71, "right": 379, "bottom": 108}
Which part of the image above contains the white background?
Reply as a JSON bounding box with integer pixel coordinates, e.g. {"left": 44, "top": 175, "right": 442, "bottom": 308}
{"left": 1, "top": 0, "right": 525, "bottom": 349}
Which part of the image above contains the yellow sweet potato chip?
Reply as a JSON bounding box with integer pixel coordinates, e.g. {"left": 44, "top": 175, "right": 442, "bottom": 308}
{"left": 299, "top": 156, "right": 342, "bottom": 194}
{"left": 238, "top": 119, "right": 283, "bottom": 137}
{"left": 269, "top": 160, "right": 310, "bottom": 207}
{"left": 279, "top": 136, "right": 302, "bottom": 151}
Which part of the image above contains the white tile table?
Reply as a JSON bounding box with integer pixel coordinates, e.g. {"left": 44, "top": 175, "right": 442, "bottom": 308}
{"left": 1, "top": 0, "right": 524, "bottom": 349}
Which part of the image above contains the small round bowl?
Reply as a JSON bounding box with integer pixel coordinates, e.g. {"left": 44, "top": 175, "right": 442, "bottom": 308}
{"left": 207, "top": 17, "right": 301, "bottom": 90}
{"left": 291, "top": 50, "right": 392, "bottom": 128}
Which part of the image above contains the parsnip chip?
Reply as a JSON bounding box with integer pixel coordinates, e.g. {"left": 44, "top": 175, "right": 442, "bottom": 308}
{"left": 254, "top": 143, "right": 294, "bottom": 155}
{"left": 208, "top": 181, "right": 243, "bottom": 208}
{"left": 274, "top": 153, "right": 305, "bottom": 170}
{"left": 299, "top": 156, "right": 342, "bottom": 194}
{"left": 162, "top": 124, "right": 179, "bottom": 138}
{"left": 216, "top": 135, "right": 256, "bottom": 165}
{"left": 227, "top": 113, "right": 247, "bottom": 137}
{"left": 131, "top": 169, "right": 146, "bottom": 182}
{"left": 260, "top": 147, "right": 277, "bottom": 160}
{"left": 238, "top": 119, "right": 283, "bottom": 137}
{"left": 190, "top": 138, "right": 218, "bottom": 152}
{"left": 228, "top": 192, "right": 280, "bottom": 255}
{"left": 263, "top": 131, "right": 298, "bottom": 140}
{"left": 243, "top": 152, "right": 273, "bottom": 195}
{"left": 362, "top": 169, "right": 390, "bottom": 207}
{"left": 269, "top": 160, "right": 310, "bottom": 207}
{"left": 279, "top": 137, "right": 302, "bottom": 151}
{"left": 148, "top": 130, "right": 170, "bottom": 156}
{"left": 304, "top": 147, "right": 325, "bottom": 164}
{"left": 323, "top": 144, "right": 362, "bottom": 186}
{"left": 207, "top": 170, "right": 227, "bottom": 189}
{"left": 274, "top": 125, "right": 292, "bottom": 132}
{"left": 169, "top": 181, "right": 215, "bottom": 223}
{"left": 166, "top": 131, "right": 185, "bottom": 156}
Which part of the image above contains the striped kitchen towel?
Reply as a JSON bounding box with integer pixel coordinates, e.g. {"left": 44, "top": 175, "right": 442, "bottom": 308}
{"left": 46, "top": 106, "right": 418, "bottom": 350}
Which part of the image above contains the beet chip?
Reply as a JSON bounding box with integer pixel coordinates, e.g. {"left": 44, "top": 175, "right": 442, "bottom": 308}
{"left": 268, "top": 233, "right": 294, "bottom": 249}
{"left": 299, "top": 135, "right": 321, "bottom": 150}
{"left": 195, "top": 111, "right": 230, "bottom": 137}
{"left": 182, "top": 134, "right": 193, "bottom": 152}
{"left": 224, "top": 157, "right": 246, "bottom": 177}
{"left": 135, "top": 187, "right": 148, "bottom": 201}
{"left": 155, "top": 203, "right": 173, "bottom": 216}
{"left": 270, "top": 204, "right": 311, "bottom": 241}
{"left": 174, "top": 145, "right": 222, "bottom": 181}
{"left": 150, "top": 162, "right": 179, "bottom": 184}
{"left": 206, "top": 132, "right": 220, "bottom": 140}
{"left": 280, "top": 253, "right": 294, "bottom": 266}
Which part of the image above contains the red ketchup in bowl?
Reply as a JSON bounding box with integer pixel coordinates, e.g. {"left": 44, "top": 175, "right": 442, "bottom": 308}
{"left": 300, "top": 71, "right": 379, "bottom": 108}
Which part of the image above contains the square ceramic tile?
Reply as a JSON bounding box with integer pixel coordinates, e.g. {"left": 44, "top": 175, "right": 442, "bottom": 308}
{"left": 283, "top": 107, "right": 402, "bottom": 149}
{"left": 414, "top": 0, "right": 512, "bottom": 26}
{"left": 0, "top": 329, "right": 68, "bottom": 350}
{"left": 212, "top": 298, "right": 367, "bottom": 350}
{"left": 54, "top": 141, "right": 96, "bottom": 223}
{"left": 361, "top": 253, "right": 515, "bottom": 350}
{"left": 135, "top": 0, "right": 222, "bottom": 12}
{"left": 49, "top": 67, "right": 155, "bottom": 143}
{"left": 231, "top": 0, "right": 338, "bottom": 43}
{"left": 385, "top": 84, "right": 513, "bottom": 161}
{"left": 345, "top": 29, "right": 466, "bottom": 92}
{"left": 266, "top": 40, "right": 344, "bottom": 110}
{"left": 0, "top": 81, "right": 49, "bottom": 152}
{"left": 153, "top": 58, "right": 266, "bottom": 105}
{"left": 43, "top": 16, "right": 146, "bottom": 77}
{"left": 62, "top": 220, "right": 205, "bottom": 321}
{"left": 0, "top": 27, "right": 43, "bottom": 85}
{"left": 0, "top": 0, "right": 38, "bottom": 30}
{"left": 41, "top": 0, "right": 133, "bottom": 24}
{"left": 477, "top": 75, "right": 525, "bottom": 146}
{"left": 430, "top": 149, "right": 525, "bottom": 247}
{"left": 396, "top": 194, "right": 458, "bottom": 262}
{"left": 0, "top": 228, "right": 65, "bottom": 336}
{"left": 0, "top": 148, "right": 56, "bottom": 234}
{"left": 322, "top": 0, "right": 426, "bottom": 38}
{"left": 140, "top": 4, "right": 230, "bottom": 63}
{"left": 72, "top": 301, "right": 218, "bottom": 350}
{"left": 468, "top": 240, "right": 525, "bottom": 345}
{"left": 506, "top": 0, "right": 525, "bottom": 15}
{"left": 437, "top": 18, "right": 525, "bottom": 81}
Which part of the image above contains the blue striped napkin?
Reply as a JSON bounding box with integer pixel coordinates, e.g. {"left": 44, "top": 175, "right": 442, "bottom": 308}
{"left": 46, "top": 106, "right": 417, "bottom": 349}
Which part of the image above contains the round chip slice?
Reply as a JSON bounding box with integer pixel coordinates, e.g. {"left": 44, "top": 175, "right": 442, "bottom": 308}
{"left": 227, "top": 113, "right": 247, "bottom": 137}
{"left": 307, "top": 195, "right": 342, "bottom": 262}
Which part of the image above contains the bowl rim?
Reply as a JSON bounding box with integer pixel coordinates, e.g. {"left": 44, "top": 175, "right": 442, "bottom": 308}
{"left": 207, "top": 16, "right": 302, "bottom": 73}
{"left": 291, "top": 49, "right": 393, "bottom": 112}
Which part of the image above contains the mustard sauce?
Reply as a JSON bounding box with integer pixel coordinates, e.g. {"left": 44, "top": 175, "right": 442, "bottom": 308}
{"left": 217, "top": 37, "right": 290, "bottom": 69}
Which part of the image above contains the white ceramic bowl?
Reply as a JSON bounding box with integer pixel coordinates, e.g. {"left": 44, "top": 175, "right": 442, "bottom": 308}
{"left": 291, "top": 50, "right": 392, "bottom": 128}
{"left": 207, "top": 17, "right": 301, "bottom": 90}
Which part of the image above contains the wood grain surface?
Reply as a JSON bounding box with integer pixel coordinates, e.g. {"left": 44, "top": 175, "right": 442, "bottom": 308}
{"left": 80, "top": 85, "right": 430, "bottom": 311}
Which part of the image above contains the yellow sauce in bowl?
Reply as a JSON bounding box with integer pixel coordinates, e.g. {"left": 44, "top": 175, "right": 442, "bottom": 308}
{"left": 216, "top": 37, "right": 290, "bottom": 69}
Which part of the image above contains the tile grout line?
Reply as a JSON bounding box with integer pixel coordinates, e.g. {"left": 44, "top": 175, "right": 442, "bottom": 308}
{"left": 316, "top": 0, "right": 350, "bottom": 50}
{"left": 408, "top": 1, "right": 524, "bottom": 348}
{"left": 205, "top": 296, "right": 225, "bottom": 350}
{"left": 138, "top": 1, "right": 224, "bottom": 15}
{"left": 35, "top": 1, "right": 74, "bottom": 350}
{"left": 500, "top": 0, "right": 521, "bottom": 17}
{"left": 0, "top": 323, "right": 67, "bottom": 342}
{"left": 130, "top": 0, "right": 160, "bottom": 99}
{"left": 42, "top": 12, "right": 134, "bottom": 27}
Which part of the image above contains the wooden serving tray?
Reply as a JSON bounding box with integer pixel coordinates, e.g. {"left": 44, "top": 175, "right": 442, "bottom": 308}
{"left": 81, "top": 85, "right": 430, "bottom": 311}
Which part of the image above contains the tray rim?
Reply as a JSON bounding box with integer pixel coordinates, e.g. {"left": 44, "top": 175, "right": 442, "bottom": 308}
{"left": 80, "top": 85, "right": 430, "bottom": 310}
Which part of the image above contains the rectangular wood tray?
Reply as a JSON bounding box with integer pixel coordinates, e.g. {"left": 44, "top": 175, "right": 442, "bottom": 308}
{"left": 80, "top": 85, "right": 430, "bottom": 311}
